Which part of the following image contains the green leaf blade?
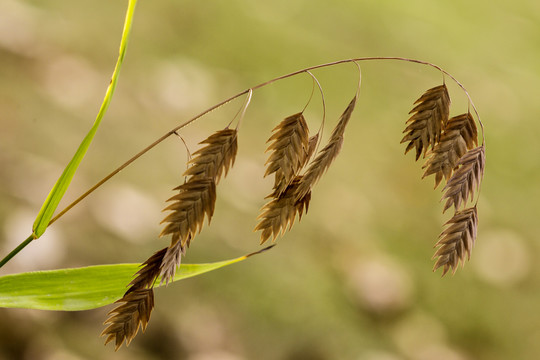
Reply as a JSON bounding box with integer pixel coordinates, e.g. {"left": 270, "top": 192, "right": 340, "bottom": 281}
{"left": 31, "top": 0, "right": 138, "bottom": 238}
{"left": 0, "top": 256, "right": 246, "bottom": 311}
{"left": 32, "top": 130, "right": 98, "bottom": 238}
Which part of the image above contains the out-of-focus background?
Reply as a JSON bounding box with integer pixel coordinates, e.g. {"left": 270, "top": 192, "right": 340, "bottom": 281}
{"left": 1, "top": 0, "right": 539, "bottom": 359}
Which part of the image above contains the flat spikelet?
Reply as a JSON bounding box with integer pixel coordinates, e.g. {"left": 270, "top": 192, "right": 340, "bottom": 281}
{"left": 159, "top": 128, "right": 238, "bottom": 283}
{"left": 398, "top": 84, "right": 485, "bottom": 276}
{"left": 295, "top": 96, "right": 357, "bottom": 201}
{"left": 101, "top": 289, "right": 155, "bottom": 351}
{"left": 401, "top": 84, "right": 450, "bottom": 160}
{"left": 422, "top": 113, "right": 478, "bottom": 188}
{"left": 433, "top": 206, "right": 478, "bottom": 276}
{"left": 128, "top": 247, "right": 167, "bottom": 290}
{"left": 159, "top": 237, "right": 187, "bottom": 285}
{"left": 441, "top": 146, "right": 485, "bottom": 212}
{"left": 159, "top": 178, "right": 217, "bottom": 246}
{"left": 95, "top": 60, "right": 487, "bottom": 349}
{"left": 255, "top": 176, "right": 311, "bottom": 244}
{"left": 160, "top": 128, "right": 237, "bottom": 248}
{"left": 184, "top": 128, "right": 238, "bottom": 183}
{"left": 104, "top": 129, "right": 238, "bottom": 348}
{"left": 101, "top": 247, "right": 168, "bottom": 348}
{"left": 264, "top": 113, "right": 310, "bottom": 195}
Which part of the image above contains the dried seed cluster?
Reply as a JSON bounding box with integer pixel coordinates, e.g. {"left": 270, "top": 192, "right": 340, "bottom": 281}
{"left": 102, "top": 72, "right": 485, "bottom": 350}
{"left": 401, "top": 84, "right": 485, "bottom": 276}
{"left": 102, "top": 129, "right": 238, "bottom": 349}
{"left": 255, "top": 97, "right": 357, "bottom": 243}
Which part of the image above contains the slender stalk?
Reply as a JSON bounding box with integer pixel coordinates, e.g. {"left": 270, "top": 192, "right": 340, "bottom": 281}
{"left": 237, "top": 89, "right": 253, "bottom": 129}
{"left": 0, "top": 235, "right": 33, "bottom": 268}
{"left": 303, "top": 70, "right": 326, "bottom": 127}
{"left": 32, "top": 0, "right": 138, "bottom": 238}
{"left": 0, "top": 0, "right": 138, "bottom": 269}
{"left": 47, "top": 57, "right": 485, "bottom": 225}
{"left": 2, "top": 56, "right": 483, "bottom": 268}
{"left": 228, "top": 89, "right": 252, "bottom": 130}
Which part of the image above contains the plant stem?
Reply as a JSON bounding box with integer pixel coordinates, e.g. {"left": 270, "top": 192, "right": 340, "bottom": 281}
{"left": 47, "top": 57, "right": 485, "bottom": 224}
{"left": 2, "top": 56, "right": 483, "bottom": 268}
{"left": 0, "top": 0, "right": 138, "bottom": 270}
{"left": 32, "top": 0, "right": 138, "bottom": 239}
{"left": 0, "top": 235, "right": 34, "bottom": 269}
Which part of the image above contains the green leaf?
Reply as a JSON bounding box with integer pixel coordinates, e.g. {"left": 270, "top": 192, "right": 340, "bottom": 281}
{"left": 32, "top": 0, "right": 138, "bottom": 238}
{"left": 0, "top": 251, "right": 255, "bottom": 311}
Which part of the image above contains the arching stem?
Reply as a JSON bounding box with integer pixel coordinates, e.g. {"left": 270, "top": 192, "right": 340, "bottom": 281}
{"left": 1, "top": 57, "right": 483, "bottom": 269}
{"left": 45, "top": 57, "right": 488, "bottom": 227}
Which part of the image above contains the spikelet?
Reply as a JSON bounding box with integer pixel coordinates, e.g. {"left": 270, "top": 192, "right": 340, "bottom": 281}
{"left": 422, "top": 113, "right": 478, "bottom": 188}
{"left": 295, "top": 96, "right": 357, "bottom": 201}
{"left": 433, "top": 206, "right": 478, "bottom": 276}
{"left": 159, "top": 178, "right": 217, "bottom": 246}
{"left": 399, "top": 85, "right": 485, "bottom": 276}
{"left": 184, "top": 128, "right": 238, "bottom": 183}
{"left": 101, "top": 289, "right": 155, "bottom": 351}
{"left": 255, "top": 176, "right": 311, "bottom": 244}
{"left": 127, "top": 247, "right": 167, "bottom": 290}
{"left": 101, "top": 247, "right": 167, "bottom": 349}
{"left": 160, "top": 129, "right": 237, "bottom": 247}
{"left": 159, "top": 128, "right": 238, "bottom": 283}
{"left": 159, "top": 237, "right": 187, "bottom": 285}
{"left": 441, "top": 146, "right": 485, "bottom": 212}
{"left": 264, "top": 113, "right": 310, "bottom": 195}
{"left": 104, "top": 128, "right": 239, "bottom": 349}
{"left": 401, "top": 84, "right": 450, "bottom": 160}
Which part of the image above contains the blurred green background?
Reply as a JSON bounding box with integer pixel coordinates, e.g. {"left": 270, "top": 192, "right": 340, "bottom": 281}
{"left": 1, "top": 0, "right": 539, "bottom": 359}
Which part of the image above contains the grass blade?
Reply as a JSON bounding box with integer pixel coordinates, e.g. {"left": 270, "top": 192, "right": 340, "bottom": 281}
{"left": 0, "top": 249, "right": 263, "bottom": 311}
{"left": 31, "top": 0, "right": 138, "bottom": 238}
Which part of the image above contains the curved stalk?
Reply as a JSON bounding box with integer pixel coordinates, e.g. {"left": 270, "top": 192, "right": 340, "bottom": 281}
{"left": 0, "top": 0, "right": 138, "bottom": 269}
{"left": 1, "top": 56, "right": 483, "bottom": 268}
{"left": 47, "top": 57, "right": 487, "bottom": 225}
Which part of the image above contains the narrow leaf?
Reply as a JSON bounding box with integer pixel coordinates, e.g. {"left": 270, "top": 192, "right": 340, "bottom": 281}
{"left": 32, "top": 0, "right": 138, "bottom": 238}
{"left": 0, "top": 251, "right": 263, "bottom": 311}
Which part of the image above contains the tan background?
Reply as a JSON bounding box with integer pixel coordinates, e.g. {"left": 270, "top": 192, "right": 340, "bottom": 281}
{"left": 0, "top": 0, "right": 539, "bottom": 359}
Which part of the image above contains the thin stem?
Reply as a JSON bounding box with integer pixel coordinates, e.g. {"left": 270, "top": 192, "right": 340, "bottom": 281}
{"left": 52, "top": 57, "right": 484, "bottom": 225}
{"left": 234, "top": 89, "right": 253, "bottom": 130}
{"left": 227, "top": 89, "right": 251, "bottom": 129}
{"left": 172, "top": 131, "right": 192, "bottom": 183}
{"left": 351, "top": 60, "right": 362, "bottom": 99}
{"left": 304, "top": 70, "right": 326, "bottom": 126}
{"left": 301, "top": 73, "right": 316, "bottom": 114}
{"left": 173, "top": 131, "right": 192, "bottom": 163}
{"left": 31, "top": 0, "right": 138, "bottom": 240}
{"left": 3, "top": 56, "right": 483, "bottom": 268}
{"left": 0, "top": 235, "right": 33, "bottom": 268}
{"left": 304, "top": 70, "right": 326, "bottom": 155}
{"left": 0, "top": 0, "right": 138, "bottom": 269}
{"left": 48, "top": 92, "right": 243, "bottom": 226}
